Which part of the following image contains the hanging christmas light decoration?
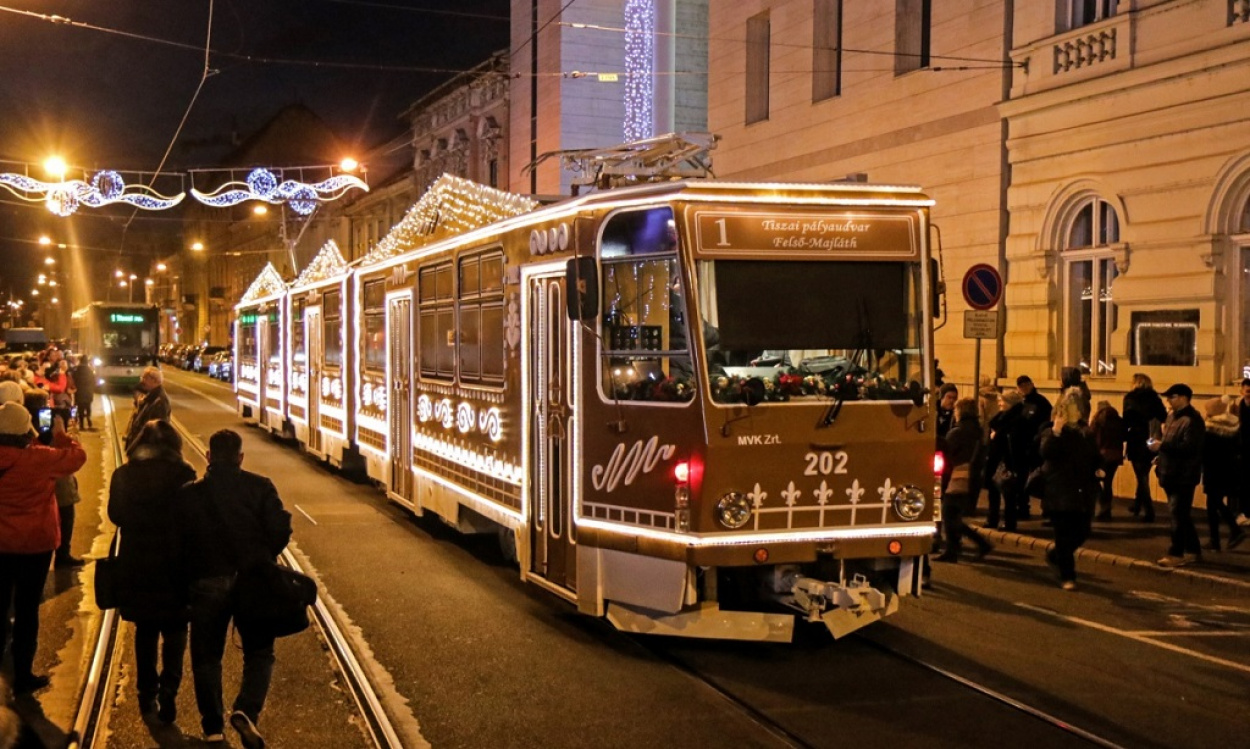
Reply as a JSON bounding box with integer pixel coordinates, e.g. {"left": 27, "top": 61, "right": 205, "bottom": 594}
{"left": 623, "top": 0, "right": 655, "bottom": 143}
{"left": 0, "top": 171, "right": 185, "bottom": 216}
{"left": 191, "top": 167, "right": 368, "bottom": 215}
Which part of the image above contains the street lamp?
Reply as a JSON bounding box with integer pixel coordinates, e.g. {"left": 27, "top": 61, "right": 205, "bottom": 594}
{"left": 190, "top": 241, "right": 204, "bottom": 252}
{"left": 38, "top": 236, "right": 51, "bottom": 246}
{"left": 44, "top": 156, "right": 67, "bottom": 180}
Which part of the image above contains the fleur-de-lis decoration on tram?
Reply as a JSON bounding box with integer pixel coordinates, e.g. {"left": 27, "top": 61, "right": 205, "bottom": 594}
{"left": 877, "top": 478, "right": 894, "bottom": 501}
{"left": 748, "top": 483, "right": 767, "bottom": 509}
{"left": 781, "top": 481, "right": 801, "bottom": 507}
{"left": 847, "top": 479, "right": 865, "bottom": 503}
{"left": 814, "top": 480, "right": 833, "bottom": 505}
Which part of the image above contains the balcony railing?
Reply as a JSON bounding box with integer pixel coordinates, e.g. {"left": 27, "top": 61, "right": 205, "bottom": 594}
{"left": 1054, "top": 27, "right": 1117, "bottom": 74}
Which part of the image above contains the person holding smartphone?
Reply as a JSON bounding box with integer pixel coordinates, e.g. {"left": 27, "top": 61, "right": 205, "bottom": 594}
{"left": 0, "top": 405, "right": 87, "bottom": 693}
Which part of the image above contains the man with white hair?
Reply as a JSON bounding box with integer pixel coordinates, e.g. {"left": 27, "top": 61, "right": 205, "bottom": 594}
{"left": 124, "top": 367, "right": 171, "bottom": 452}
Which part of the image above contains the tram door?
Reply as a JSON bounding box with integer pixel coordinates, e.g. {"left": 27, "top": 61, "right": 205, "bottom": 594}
{"left": 306, "top": 307, "right": 323, "bottom": 455}
{"left": 388, "top": 296, "right": 414, "bottom": 504}
{"left": 528, "top": 273, "right": 577, "bottom": 590}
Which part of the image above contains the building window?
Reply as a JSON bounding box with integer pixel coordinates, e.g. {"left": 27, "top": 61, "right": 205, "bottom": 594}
{"left": 1063, "top": 198, "right": 1119, "bottom": 376}
{"left": 1241, "top": 248, "right": 1250, "bottom": 378}
{"left": 362, "top": 280, "right": 386, "bottom": 372}
{"left": 745, "top": 12, "right": 770, "bottom": 124}
{"left": 419, "top": 262, "right": 455, "bottom": 380}
{"left": 1241, "top": 195, "right": 1250, "bottom": 232}
{"left": 895, "top": 0, "right": 931, "bottom": 76}
{"left": 458, "top": 250, "right": 505, "bottom": 385}
{"left": 813, "top": 0, "right": 843, "bottom": 102}
{"left": 323, "top": 289, "right": 342, "bottom": 366}
{"left": 1066, "top": 0, "right": 1116, "bottom": 31}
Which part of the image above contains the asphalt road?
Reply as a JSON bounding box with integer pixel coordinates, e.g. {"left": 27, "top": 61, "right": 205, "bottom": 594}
{"left": 26, "top": 367, "right": 1249, "bottom": 748}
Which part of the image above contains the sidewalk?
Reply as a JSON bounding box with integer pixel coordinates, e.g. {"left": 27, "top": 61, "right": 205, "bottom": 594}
{"left": 967, "top": 496, "right": 1250, "bottom": 591}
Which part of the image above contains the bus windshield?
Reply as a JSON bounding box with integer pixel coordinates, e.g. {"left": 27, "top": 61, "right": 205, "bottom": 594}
{"left": 696, "top": 259, "right": 925, "bottom": 404}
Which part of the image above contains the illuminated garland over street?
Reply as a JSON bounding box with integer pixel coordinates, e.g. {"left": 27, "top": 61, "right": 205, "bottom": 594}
{"left": 0, "top": 165, "right": 368, "bottom": 217}
{"left": 191, "top": 168, "right": 368, "bottom": 216}
{"left": 0, "top": 170, "right": 184, "bottom": 216}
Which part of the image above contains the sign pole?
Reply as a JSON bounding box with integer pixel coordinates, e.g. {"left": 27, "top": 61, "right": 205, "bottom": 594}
{"left": 973, "top": 338, "right": 982, "bottom": 415}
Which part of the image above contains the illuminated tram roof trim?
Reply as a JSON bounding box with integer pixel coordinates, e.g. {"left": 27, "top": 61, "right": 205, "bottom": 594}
{"left": 361, "top": 174, "right": 539, "bottom": 266}
{"left": 291, "top": 239, "right": 348, "bottom": 288}
{"left": 237, "top": 262, "right": 287, "bottom": 306}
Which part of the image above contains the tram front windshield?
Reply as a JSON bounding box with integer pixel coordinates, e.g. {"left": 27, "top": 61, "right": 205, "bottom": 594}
{"left": 697, "top": 259, "right": 924, "bottom": 404}
{"left": 99, "top": 310, "right": 158, "bottom": 364}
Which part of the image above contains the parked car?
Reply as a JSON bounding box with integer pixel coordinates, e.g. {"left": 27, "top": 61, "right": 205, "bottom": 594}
{"left": 212, "top": 351, "right": 233, "bottom": 382}
{"left": 191, "top": 345, "right": 227, "bottom": 373}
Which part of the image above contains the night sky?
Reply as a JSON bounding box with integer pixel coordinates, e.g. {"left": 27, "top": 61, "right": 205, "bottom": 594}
{"left": 0, "top": 0, "right": 512, "bottom": 312}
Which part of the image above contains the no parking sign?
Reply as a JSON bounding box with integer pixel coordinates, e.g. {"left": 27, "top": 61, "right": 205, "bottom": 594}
{"left": 962, "top": 264, "right": 1003, "bottom": 311}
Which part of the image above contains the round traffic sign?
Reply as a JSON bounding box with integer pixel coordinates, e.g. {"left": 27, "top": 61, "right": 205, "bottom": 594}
{"left": 962, "top": 264, "right": 1003, "bottom": 311}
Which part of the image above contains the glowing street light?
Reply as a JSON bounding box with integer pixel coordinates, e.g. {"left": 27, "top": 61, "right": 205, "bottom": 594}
{"left": 118, "top": 280, "right": 128, "bottom": 288}
{"left": 38, "top": 236, "right": 51, "bottom": 246}
{"left": 144, "top": 278, "right": 154, "bottom": 287}
{"left": 44, "top": 257, "right": 55, "bottom": 265}
{"left": 31, "top": 289, "right": 39, "bottom": 297}
{"left": 48, "top": 279, "right": 57, "bottom": 287}
{"left": 156, "top": 262, "right": 168, "bottom": 272}
{"left": 114, "top": 269, "right": 124, "bottom": 278}
{"left": 253, "top": 204, "right": 268, "bottom": 216}
{"left": 340, "top": 157, "right": 359, "bottom": 172}
{"left": 190, "top": 241, "right": 205, "bottom": 251}
{"left": 50, "top": 297, "right": 59, "bottom": 305}
{"left": 44, "top": 156, "right": 67, "bottom": 179}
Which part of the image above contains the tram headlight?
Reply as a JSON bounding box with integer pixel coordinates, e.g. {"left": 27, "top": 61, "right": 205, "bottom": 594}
{"left": 92, "top": 357, "right": 102, "bottom": 367}
{"left": 891, "top": 484, "right": 927, "bottom": 521}
{"left": 715, "top": 492, "right": 752, "bottom": 529}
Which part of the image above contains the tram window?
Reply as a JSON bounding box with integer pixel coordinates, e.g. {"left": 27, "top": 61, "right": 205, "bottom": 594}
{"left": 291, "top": 298, "right": 306, "bottom": 362}
{"left": 323, "top": 290, "right": 342, "bottom": 366}
{"left": 363, "top": 279, "right": 386, "bottom": 372}
{"left": 459, "top": 250, "right": 505, "bottom": 384}
{"left": 598, "top": 207, "right": 695, "bottom": 403}
{"left": 698, "top": 259, "right": 925, "bottom": 403}
{"left": 239, "top": 322, "right": 257, "bottom": 358}
{"left": 419, "top": 263, "right": 455, "bottom": 380}
{"left": 266, "top": 313, "right": 281, "bottom": 364}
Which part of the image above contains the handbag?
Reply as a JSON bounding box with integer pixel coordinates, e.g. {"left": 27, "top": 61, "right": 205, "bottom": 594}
{"left": 232, "top": 560, "right": 318, "bottom": 638}
{"left": 992, "top": 463, "right": 1016, "bottom": 490}
{"left": 94, "top": 531, "right": 123, "bottom": 610}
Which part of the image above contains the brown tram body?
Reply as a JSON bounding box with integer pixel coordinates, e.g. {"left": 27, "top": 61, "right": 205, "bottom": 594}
{"left": 235, "top": 177, "right": 938, "bottom": 642}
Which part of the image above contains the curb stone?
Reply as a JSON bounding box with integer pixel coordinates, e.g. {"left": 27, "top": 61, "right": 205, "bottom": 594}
{"left": 969, "top": 524, "right": 1250, "bottom": 592}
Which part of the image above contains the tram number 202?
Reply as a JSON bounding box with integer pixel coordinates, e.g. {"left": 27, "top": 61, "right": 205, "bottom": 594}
{"left": 804, "top": 451, "right": 849, "bottom": 476}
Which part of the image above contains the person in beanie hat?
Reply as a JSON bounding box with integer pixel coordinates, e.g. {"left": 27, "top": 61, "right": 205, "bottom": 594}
{"left": 0, "top": 404, "right": 86, "bottom": 693}
{"left": 1199, "top": 396, "right": 1245, "bottom": 551}
{"left": 1154, "top": 383, "right": 1205, "bottom": 567}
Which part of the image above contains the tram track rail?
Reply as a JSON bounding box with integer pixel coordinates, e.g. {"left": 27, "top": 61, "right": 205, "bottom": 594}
{"left": 855, "top": 634, "right": 1130, "bottom": 749}
{"left": 66, "top": 394, "right": 402, "bottom": 749}
{"left": 637, "top": 624, "right": 1133, "bottom": 749}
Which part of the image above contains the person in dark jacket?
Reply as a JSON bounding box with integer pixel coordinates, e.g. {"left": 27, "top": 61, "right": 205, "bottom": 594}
{"left": 1122, "top": 373, "right": 1167, "bottom": 522}
{"left": 1236, "top": 378, "right": 1250, "bottom": 528}
{"left": 1039, "top": 388, "right": 1102, "bottom": 590}
{"left": 1089, "top": 400, "right": 1126, "bottom": 521}
{"left": 985, "top": 390, "right": 1032, "bottom": 531}
{"left": 177, "top": 429, "right": 291, "bottom": 748}
{"left": 69, "top": 356, "right": 97, "bottom": 431}
{"left": 108, "top": 420, "right": 197, "bottom": 723}
{"left": 935, "top": 398, "right": 992, "bottom": 562}
{"left": 1198, "top": 397, "right": 1245, "bottom": 552}
{"left": 935, "top": 383, "right": 958, "bottom": 444}
{"left": 124, "top": 367, "right": 171, "bottom": 452}
{"left": 1154, "top": 384, "right": 1205, "bottom": 567}
{"left": 1015, "top": 375, "right": 1052, "bottom": 518}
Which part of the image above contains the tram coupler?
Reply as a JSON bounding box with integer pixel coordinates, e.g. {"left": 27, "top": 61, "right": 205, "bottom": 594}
{"left": 771, "top": 568, "right": 899, "bottom": 639}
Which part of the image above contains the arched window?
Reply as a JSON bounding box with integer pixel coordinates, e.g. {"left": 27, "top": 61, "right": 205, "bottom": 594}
{"left": 1063, "top": 197, "right": 1119, "bottom": 376}
{"left": 1241, "top": 195, "right": 1250, "bottom": 233}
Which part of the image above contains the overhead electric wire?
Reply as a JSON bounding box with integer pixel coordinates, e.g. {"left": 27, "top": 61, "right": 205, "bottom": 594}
{"left": 319, "top": 0, "right": 509, "bottom": 21}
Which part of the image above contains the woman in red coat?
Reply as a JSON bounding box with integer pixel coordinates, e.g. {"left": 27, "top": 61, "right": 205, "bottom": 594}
{"left": 0, "top": 403, "right": 86, "bottom": 692}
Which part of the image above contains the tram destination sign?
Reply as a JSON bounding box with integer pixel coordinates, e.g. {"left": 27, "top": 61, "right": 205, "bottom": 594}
{"left": 692, "top": 208, "right": 919, "bottom": 259}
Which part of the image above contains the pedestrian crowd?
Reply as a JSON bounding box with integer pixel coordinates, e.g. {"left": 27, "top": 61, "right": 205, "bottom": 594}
{"left": 0, "top": 348, "right": 291, "bottom": 749}
{"left": 936, "top": 369, "right": 1250, "bottom": 590}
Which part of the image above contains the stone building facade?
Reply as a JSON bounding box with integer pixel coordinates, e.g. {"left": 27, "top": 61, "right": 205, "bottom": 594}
{"left": 705, "top": 0, "right": 1250, "bottom": 398}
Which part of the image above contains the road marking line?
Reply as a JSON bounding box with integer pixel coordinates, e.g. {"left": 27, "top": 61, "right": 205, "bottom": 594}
{"left": 1123, "top": 631, "right": 1248, "bottom": 637}
{"left": 1016, "top": 603, "right": 1250, "bottom": 674}
{"left": 295, "top": 504, "right": 319, "bottom": 526}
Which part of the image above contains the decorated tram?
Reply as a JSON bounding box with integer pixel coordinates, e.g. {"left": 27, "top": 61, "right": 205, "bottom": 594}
{"left": 235, "top": 174, "right": 940, "bottom": 642}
